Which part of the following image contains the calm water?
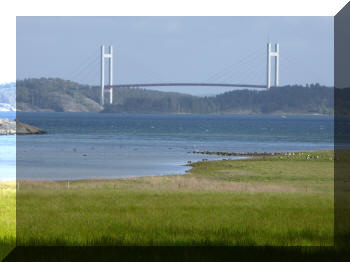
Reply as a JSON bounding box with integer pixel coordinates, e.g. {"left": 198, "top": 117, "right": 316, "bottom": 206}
{"left": 13, "top": 113, "right": 333, "bottom": 181}
{"left": 0, "top": 112, "right": 16, "bottom": 180}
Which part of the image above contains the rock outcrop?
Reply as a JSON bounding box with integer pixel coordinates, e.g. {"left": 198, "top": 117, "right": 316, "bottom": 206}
{"left": 0, "top": 119, "right": 16, "bottom": 135}
{"left": 0, "top": 118, "right": 46, "bottom": 135}
{"left": 192, "top": 150, "right": 285, "bottom": 157}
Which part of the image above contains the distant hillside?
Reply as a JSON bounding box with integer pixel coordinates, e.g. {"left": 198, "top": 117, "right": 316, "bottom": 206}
{"left": 212, "top": 85, "right": 333, "bottom": 115}
{"left": 104, "top": 84, "right": 334, "bottom": 115}
{"left": 16, "top": 78, "right": 334, "bottom": 114}
{"left": 0, "top": 83, "right": 16, "bottom": 105}
{"left": 17, "top": 78, "right": 102, "bottom": 112}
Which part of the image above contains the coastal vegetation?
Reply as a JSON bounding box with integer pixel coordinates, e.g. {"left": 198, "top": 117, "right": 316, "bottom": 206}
{"left": 11, "top": 150, "right": 334, "bottom": 246}
{"left": 15, "top": 78, "right": 334, "bottom": 114}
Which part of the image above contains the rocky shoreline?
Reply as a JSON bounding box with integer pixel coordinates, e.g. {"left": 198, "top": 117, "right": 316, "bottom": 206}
{"left": 0, "top": 118, "right": 46, "bottom": 135}
{"left": 192, "top": 150, "right": 289, "bottom": 157}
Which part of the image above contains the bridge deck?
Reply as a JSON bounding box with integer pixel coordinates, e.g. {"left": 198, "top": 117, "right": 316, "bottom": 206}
{"left": 105, "top": 83, "right": 267, "bottom": 89}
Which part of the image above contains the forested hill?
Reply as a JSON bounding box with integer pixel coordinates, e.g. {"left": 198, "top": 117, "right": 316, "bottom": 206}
{"left": 17, "top": 78, "right": 334, "bottom": 114}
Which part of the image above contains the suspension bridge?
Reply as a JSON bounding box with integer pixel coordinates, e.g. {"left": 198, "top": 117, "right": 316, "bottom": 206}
{"left": 68, "top": 43, "right": 282, "bottom": 106}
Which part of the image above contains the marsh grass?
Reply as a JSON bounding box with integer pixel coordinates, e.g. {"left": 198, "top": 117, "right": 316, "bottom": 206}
{"left": 8, "top": 150, "right": 335, "bottom": 247}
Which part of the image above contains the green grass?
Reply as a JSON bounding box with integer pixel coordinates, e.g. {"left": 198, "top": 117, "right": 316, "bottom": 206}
{"left": 0, "top": 182, "right": 16, "bottom": 261}
{"left": 6, "top": 150, "right": 335, "bottom": 247}
{"left": 189, "top": 150, "right": 333, "bottom": 192}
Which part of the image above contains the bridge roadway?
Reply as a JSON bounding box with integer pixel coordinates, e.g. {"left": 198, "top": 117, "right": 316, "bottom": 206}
{"left": 105, "top": 83, "right": 267, "bottom": 89}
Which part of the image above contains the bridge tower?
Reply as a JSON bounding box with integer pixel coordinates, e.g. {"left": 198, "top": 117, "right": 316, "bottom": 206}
{"left": 267, "top": 43, "right": 279, "bottom": 89}
{"left": 101, "top": 45, "right": 113, "bottom": 106}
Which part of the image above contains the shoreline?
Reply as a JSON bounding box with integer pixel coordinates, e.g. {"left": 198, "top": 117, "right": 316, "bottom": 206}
{"left": 16, "top": 111, "right": 333, "bottom": 116}
{"left": 2, "top": 149, "right": 333, "bottom": 183}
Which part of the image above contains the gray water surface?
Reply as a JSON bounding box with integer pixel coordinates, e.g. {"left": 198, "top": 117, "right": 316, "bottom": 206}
{"left": 16, "top": 113, "right": 333, "bottom": 180}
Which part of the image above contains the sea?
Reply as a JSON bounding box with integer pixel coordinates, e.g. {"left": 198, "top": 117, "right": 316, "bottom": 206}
{"left": 2, "top": 112, "right": 334, "bottom": 181}
{"left": 0, "top": 112, "right": 16, "bottom": 180}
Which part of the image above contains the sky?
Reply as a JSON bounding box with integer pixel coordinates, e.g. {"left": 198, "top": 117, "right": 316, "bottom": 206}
{"left": 17, "top": 16, "right": 333, "bottom": 96}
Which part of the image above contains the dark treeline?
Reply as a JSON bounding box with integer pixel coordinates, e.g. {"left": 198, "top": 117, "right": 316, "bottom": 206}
{"left": 16, "top": 78, "right": 334, "bottom": 114}
{"left": 335, "top": 87, "right": 350, "bottom": 116}
{"left": 104, "top": 84, "right": 334, "bottom": 115}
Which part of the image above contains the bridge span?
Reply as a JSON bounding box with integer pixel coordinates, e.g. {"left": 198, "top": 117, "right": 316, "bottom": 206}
{"left": 104, "top": 83, "right": 267, "bottom": 89}
{"left": 100, "top": 43, "right": 280, "bottom": 105}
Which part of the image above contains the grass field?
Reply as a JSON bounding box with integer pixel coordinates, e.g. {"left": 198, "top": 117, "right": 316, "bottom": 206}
{"left": 2, "top": 150, "right": 334, "bottom": 248}
{"left": 0, "top": 182, "right": 16, "bottom": 261}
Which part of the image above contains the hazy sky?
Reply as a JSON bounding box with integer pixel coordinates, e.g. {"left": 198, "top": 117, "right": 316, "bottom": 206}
{"left": 17, "top": 16, "right": 333, "bottom": 96}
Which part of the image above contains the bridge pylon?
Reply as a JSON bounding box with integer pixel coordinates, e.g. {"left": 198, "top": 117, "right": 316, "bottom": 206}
{"left": 101, "top": 45, "right": 113, "bottom": 106}
{"left": 267, "top": 43, "right": 279, "bottom": 89}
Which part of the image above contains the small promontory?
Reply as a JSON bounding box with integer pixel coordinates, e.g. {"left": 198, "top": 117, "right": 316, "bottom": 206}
{"left": 0, "top": 118, "right": 46, "bottom": 135}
